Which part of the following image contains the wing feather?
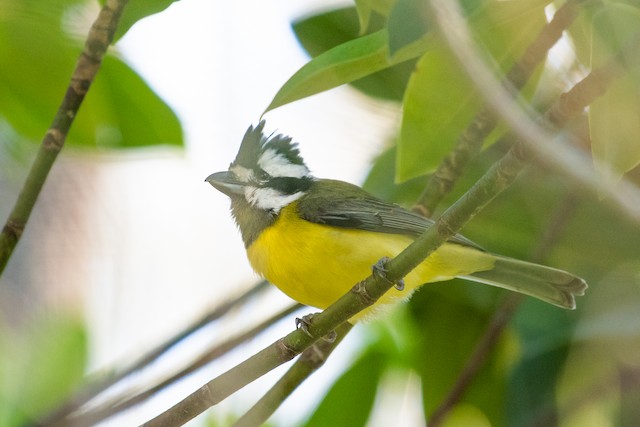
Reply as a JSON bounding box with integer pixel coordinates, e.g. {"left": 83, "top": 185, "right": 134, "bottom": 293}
{"left": 297, "top": 180, "right": 483, "bottom": 250}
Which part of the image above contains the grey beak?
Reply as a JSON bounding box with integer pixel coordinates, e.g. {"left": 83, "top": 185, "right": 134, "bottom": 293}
{"left": 205, "top": 171, "right": 245, "bottom": 197}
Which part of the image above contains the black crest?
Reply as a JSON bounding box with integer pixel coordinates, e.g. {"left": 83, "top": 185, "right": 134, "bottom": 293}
{"left": 233, "top": 121, "right": 307, "bottom": 170}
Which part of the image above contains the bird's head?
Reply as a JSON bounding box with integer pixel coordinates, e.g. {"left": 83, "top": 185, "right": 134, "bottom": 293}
{"left": 207, "top": 121, "right": 314, "bottom": 217}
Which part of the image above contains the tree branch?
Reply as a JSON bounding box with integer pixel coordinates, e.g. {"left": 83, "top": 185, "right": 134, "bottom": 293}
{"left": 413, "top": 0, "right": 584, "bottom": 217}
{"left": 52, "top": 300, "right": 301, "bottom": 426}
{"left": 0, "top": 0, "right": 130, "bottom": 275}
{"left": 232, "top": 323, "right": 354, "bottom": 427}
{"left": 40, "top": 281, "right": 270, "bottom": 424}
{"left": 141, "top": 98, "right": 547, "bottom": 427}
{"left": 430, "top": 0, "right": 640, "bottom": 222}
{"left": 141, "top": 39, "right": 626, "bottom": 419}
{"left": 428, "top": 193, "right": 580, "bottom": 426}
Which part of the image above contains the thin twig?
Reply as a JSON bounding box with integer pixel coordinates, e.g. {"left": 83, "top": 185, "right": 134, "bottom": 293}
{"left": 429, "top": 293, "right": 522, "bottom": 427}
{"left": 0, "top": 0, "right": 130, "bottom": 274}
{"left": 40, "top": 281, "right": 270, "bottom": 425}
{"left": 413, "top": 0, "right": 584, "bottom": 217}
{"left": 60, "top": 302, "right": 302, "bottom": 426}
{"left": 233, "top": 323, "right": 354, "bottom": 427}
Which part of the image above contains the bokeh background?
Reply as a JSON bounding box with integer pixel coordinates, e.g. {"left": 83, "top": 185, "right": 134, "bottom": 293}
{"left": 2, "top": 0, "right": 640, "bottom": 426}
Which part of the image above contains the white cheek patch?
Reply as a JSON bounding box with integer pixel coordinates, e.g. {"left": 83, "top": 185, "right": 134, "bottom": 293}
{"left": 258, "top": 148, "right": 310, "bottom": 179}
{"left": 230, "top": 165, "right": 254, "bottom": 183}
{"left": 245, "top": 186, "right": 305, "bottom": 213}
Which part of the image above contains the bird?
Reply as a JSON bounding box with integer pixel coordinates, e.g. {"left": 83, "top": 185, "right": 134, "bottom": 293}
{"left": 206, "top": 121, "right": 587, "bottom": 322}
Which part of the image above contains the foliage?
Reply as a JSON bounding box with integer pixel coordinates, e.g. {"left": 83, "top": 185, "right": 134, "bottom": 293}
{"left": 2, "top": 0, "right": 640, "bottom": 425}
{"left": 277, "top": 0, "right": 640, "bottom": 425}
{"left": 0, "top": 314, "right": 87, "bottom": 425}
{"left": 0, "top": 0, "right": 183, "bottom": 149}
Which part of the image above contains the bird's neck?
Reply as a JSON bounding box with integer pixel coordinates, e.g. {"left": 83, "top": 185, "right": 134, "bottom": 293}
{"left": 230, "top": 196, "right": 278, "bottom": 248}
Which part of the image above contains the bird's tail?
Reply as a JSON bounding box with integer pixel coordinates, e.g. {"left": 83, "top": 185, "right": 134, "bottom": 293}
{"left": 460, "top": 255, "right": 588, "bottom": 309}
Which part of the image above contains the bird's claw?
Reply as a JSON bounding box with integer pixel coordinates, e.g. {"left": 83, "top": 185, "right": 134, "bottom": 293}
{"left": 295, "top": 313, "right": 337, "bottom": 342}
{"left": 295, "top": 314, "right": 316, "bottom": 338}
{"left": 372, "top": 257, "right": 405, "bottom": 291}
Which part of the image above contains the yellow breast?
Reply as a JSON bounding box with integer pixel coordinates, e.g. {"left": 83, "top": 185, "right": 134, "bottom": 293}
{"left": 247, "top": 203, "right": 495, "bottom": 321}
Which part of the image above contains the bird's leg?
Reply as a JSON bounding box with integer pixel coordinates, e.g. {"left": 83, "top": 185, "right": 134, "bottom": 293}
{"left": 372, "top": 257, "right": 405, "bottom": 291}
{"left": 295, "top": 313, "right": 337, "bottom": 342}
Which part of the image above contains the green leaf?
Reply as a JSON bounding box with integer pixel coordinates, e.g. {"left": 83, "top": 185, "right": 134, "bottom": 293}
{"left": 72, "top": 55, "right": 183, "bottom": 148}
{"left": 0, "top": 0, "right": 83, "bottom": 143}
{"left": 302, "top": 350, "right": 386, "bottom": 427}
{"left": 397, "top": 47, "right": 483, "bottom": 181}
{"left": 589, "top": 3, "right": 640, "bottom": 183}
{"left": 407, "top": 286, "right": 510, "bottom": 425}
{"left": 111, "top": 0, "right": 181, "bottom": 42}
{"left": 396, "top": 0, "right": 547, "bottom": 181}
{"left": 505, "top": 295, "right": 585, "bottom": 426}
{"left": 265, "top": 29, "right": 432, "bottom": 113}
{"left": 387, "top": 0, "right": 488, "bottom": 65}
{"left": 0, "top": 314, "right": 88, "bottom": 424}
{"left": 292, "top": 7, "right": 414, "bottom": 101}
{"left": 506, "top": 345, "right": 569, "bottom": 426}
{"left": 363, "top": 146, "right": 430, "bottom": 206}
{"left": 354, "top": 0, "right": 397, "bottom": 33}
{"left": 387, "top": 0, "right": 430, "bottom": 56}
{"left": 0, "top": 0, "right": 183, "bottom": 150}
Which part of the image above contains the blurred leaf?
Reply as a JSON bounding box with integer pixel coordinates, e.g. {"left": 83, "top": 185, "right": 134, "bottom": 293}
{"left": 387, "top": 0, "right": 430, "bottom": 56}
{"left": 362, "top": 140, "right": 640, "bottom": 424}
{"left": 574, "top": 264, "right": 640, "bottom": 344}
{"left": 354, "top": 0, "right": 396, "bottom": 34}
{"left": 506, "top": 345, "right": 569, "bottom": 426}
{"left": 362, "top": 146, "right": 426, "bottom": 206}
{"left": 387, "top": 0, "right": 486, "bottom": 55}
{"left": 589, "top": 3, "right": 640, "bottom": 184}
{"left": 396, "top": 0, "right": 546, "bottom": 181}
{"left": 0, "top": 0, "right": 183, "bottom": 149}
{"left": 302, "top": 350, "right": 386, "bottom": 427}
{"left": 294, "top": 7, "right": 366, "bottom": 56}
{"left": 0, "top": 0, "right": 83, "bottom": 142}
{"left": 73, "top": 54, "right": 183, "bottom": 148}
{"left": 405, "top": 285, "right": 510, "bottom": 424}
{"left": 0, "top": 314, "right": 87, "bottom": 424}
{"left": 397, "top": 47, "right": 483, "bottom": 181}
{"left": 292, "top": 7, "right": 415, "bottom": 101}
{"left": 266, "top": 28, "right": 431, "bottom": 112}
{"left": 440, "top": 403, "right": 492, "bottom": 427}
{"left": 98, "top": 0, "right": 180, "bottom": 42}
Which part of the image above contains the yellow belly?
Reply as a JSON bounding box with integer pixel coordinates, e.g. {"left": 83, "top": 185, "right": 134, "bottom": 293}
{"left": 247, "top": 203, "right": 495, "bottom": 321}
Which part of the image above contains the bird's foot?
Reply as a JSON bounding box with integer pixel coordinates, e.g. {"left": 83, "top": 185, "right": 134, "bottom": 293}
{"left": 372, "top": 257, "right": 405, "bottom": 291}
{"left": 295, "top": 313, "right": 336, "bottom": 342}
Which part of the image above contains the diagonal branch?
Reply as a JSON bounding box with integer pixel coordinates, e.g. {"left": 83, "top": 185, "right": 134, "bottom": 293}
{"left": 141, "top": 36, "right": 629, "bottom": 420}
{"left": 40, "top": 281, "right": 270, "bottom": 425}
{"left": 430, "top": 0, "right": 640, "bottom": 222}
{"left": 413, "top": 0, "right": 585, "bottom": 217}
{"left": 428, "top": 193, "right": 580, "bottom": 426}
{"left": 60, "top": 302, "right": 302, "bottom": 427}
{"left": 141, "top": 143, "right": 526, "bottom": 425}
{"left": 0, "top": 0, "right": 130, "bottom": 275}
{"left": 232, "top": 323, "right": 354, "bottom": 427}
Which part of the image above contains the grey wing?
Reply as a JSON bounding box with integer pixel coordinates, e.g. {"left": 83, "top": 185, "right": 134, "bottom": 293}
{"left": 298, "top": 195, "right": 484, "bottom": 250}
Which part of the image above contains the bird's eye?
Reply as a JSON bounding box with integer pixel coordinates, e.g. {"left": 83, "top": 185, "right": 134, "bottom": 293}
{"left": 255, "top": 169, "right": 270, "bottom": 182}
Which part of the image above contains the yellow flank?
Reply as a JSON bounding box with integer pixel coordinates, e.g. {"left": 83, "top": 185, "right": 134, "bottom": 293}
{"left": 247, "top": 202, "right": 496, "bottom": 321}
